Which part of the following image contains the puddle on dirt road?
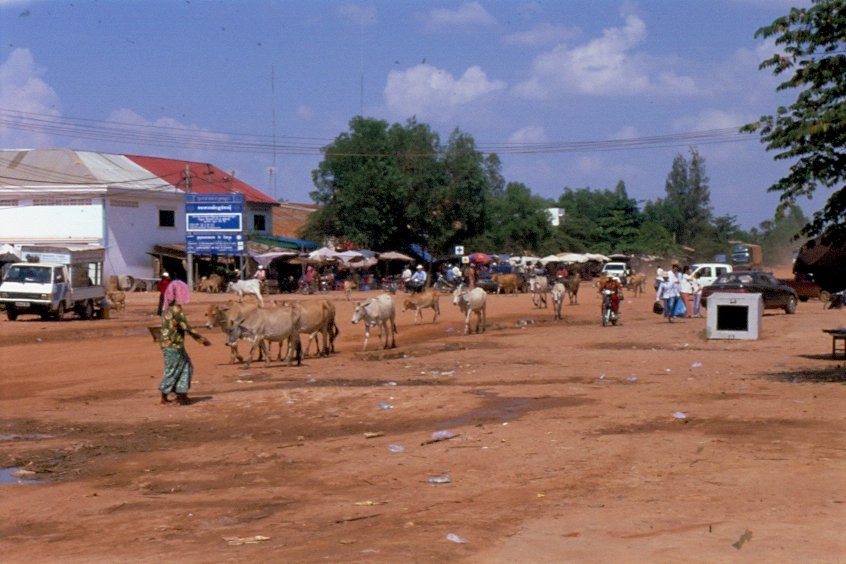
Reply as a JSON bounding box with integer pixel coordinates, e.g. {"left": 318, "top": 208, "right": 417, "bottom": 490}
{"left": 0, "top": 467, "right": 41, "bottom": 485}
{"left": 0, "top": 433, "right": 53, "bottom": 442}
{"left": 433, "top": 395, "right": 593, "bottom": 428}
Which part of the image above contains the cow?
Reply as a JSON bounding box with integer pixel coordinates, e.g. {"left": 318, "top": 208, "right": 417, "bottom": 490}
{"left": 564, "top": 273, "right": 581, "bottom": 305}
{"left": 227, "top": 279, "right": 264, "bottom": 306}
{"left": 227, "top": 305, "right": 302, "bottom": 368}
{"left": 529, "top": 275, "right": 549, "bottom": 309}
{"left": 197, "top": 273, "right": 224, "bottom": 293}
{"left": 351, "top": 293, "right": 397, "bottom": 351}
{"left": 627, "top": 272, "right": 647, "bottom": 297}
{"left": 491, "top": 273, "right": 519, "bottom": 295}
{"left": 205, "top": 301, "right": 260, "bottom": 363}
{"left": 453, "top": 286, "right": 487, "bottom": 335}
{"left": 294, "top": 299, "right": 339, "bottom": 357}
{"left": 402, "top": 288, "right": 440, "bottom": 324}
{"left": 343, "top": 279, "right": 357, "bottom": 301}
{"left": 107, "top": 291, "right": 126, "bottom": 312}
{"left": 551, "top": 281, "right": 565, "bottom": 320}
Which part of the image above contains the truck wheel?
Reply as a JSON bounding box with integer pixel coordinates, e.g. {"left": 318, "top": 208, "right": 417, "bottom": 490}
{"left": 79, "top": 300, "right": 94, "bottom": 320}
{"left": 53, "top": 302, "right": 66, "bottom": 320}
{"left": 6, "top": 307, "right": 17, "bottom": 321}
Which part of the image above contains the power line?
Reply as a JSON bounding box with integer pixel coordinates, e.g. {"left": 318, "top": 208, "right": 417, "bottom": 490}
{"left": 0, "top": 106, "right": 756, "bottom": 159}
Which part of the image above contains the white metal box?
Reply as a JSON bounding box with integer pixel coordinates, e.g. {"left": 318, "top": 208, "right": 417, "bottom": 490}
{"left": 706, "top": 292, "right": 763, "bottom": 340}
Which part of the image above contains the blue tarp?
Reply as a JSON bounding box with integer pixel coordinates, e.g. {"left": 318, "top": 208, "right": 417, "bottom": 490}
{"left": 410, "top": 243, "right": 433, "bottom": 263}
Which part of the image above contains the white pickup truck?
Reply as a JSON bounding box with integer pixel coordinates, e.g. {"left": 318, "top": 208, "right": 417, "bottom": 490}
{"left": 600, "top": 261, "right": 631, "bottom": 285}
{"left": 0, "top": 245, "right": 106, "bottom": 321}
{"left": 691, "top": 263, "right": 733, "bottom": 288}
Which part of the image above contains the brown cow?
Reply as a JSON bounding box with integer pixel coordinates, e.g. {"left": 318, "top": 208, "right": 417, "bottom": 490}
{"left": 107, "top": 291, "right": 126, "bottom": 312}
{"left": 205, "top": 301, "right": 260, "bottom": 363}
{"left": 402, "top": 288, "right": 440, "bottom": 323}
{"left": 343, "top": 279, "right": 357, "bottom": 301}
{"left": 627, "top": 272, "right": 647, "bottom": 297}
{"left": 294, "top": 299, "right": 339, "bottom": 357}
{"left": 491, "top": 273, "right": 519, "bottom": 295}
{"left": 197, "top": 273, "right": 224, "bottom": 293}
{"left": 564, "top": 273, "right": 581, "bottom": 305}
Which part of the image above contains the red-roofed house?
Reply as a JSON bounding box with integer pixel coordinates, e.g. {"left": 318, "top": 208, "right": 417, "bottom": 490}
{"left": 0, "top": 149, "right": 279, "bottom": 281}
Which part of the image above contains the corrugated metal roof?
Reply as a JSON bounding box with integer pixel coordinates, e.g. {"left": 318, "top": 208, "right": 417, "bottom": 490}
{"left": 0, "top": 148, "right": 100, "bottom": 186}
{"left": 126, "top": 155, "right": 277, "bottom": 205}
{"left": 77, "top": 151, "right": 180, "bottom": 193}
{"left": 0, "top": 150, "right": 277, "bottom": 206}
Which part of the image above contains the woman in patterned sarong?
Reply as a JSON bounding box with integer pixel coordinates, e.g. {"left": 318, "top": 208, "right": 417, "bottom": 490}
{"left": 158, "top": 280, "right": 210, "bottom": 405}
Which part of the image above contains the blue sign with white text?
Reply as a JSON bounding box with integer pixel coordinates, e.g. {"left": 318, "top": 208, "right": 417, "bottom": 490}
{"left": 186, "top": 233, "right": 244, "bottom": 255}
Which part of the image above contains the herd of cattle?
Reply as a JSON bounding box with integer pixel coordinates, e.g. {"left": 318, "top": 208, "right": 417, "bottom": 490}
{"left": 199, "top": 270, "right": 652, "bottom": 367}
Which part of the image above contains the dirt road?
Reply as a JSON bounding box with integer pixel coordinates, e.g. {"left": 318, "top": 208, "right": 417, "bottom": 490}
{"left": 1, "top": 280, "right": 845, "bottom": 563}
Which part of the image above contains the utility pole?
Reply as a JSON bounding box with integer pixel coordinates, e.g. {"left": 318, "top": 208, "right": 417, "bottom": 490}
{"left": 185, "top": 165, "right": 194, "bottom": 290}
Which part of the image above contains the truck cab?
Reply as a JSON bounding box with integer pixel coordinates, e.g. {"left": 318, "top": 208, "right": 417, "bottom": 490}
{"left": 600, "top": 261, "right": 630, "bottom": 285}
{"left": 0, "top": 246, "right": 106, "bottom": 321}
{"left": 691, "top": 263, "right": 733, "bottom": 288}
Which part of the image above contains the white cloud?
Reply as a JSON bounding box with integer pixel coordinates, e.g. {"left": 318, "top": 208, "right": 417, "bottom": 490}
{"left": 508, "top": 126, "right": 546, "bottom": 144}
{"left": 576, "top": 155, "right": 603, "bottom": 174}
{"left": 513, "top": 13, "right": 698, "bottom": 98}
{"left": 423, "top": 2, "right": 496, "bottom": 30}
{"left": 335, "top": 3, "right": 377, "bottom": 26}
{"left": 297, "top": 105, "right": 315, "bottom": 121}
{"left": 0, "top": 48, "right": 60, "bottom": 147}
{"left": 609, "top": 126, "right": 638, "bottom": 140}
{"left": 384, "top": 64, "right": 506, "bottom": 121}
{"left": 503, "top": 23, "right": 581, "bottom": 47}
{"left": 673, "top": 109, "right": 751, "bottom": 132}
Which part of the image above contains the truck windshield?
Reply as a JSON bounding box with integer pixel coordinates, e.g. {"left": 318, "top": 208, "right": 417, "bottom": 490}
{"left": 3, "top": 265, "right": 51, "bottom": 283}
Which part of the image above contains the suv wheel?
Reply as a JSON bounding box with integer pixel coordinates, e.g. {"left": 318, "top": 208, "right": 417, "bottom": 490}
{"left": 784, "top": 296, "right": 797, "bottom": 314}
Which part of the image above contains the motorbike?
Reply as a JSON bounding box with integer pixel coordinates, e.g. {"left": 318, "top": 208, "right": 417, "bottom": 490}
{"left": 433, "top": 273, "right": 459, "bottom": 293}
{"left": 601, "top": 288, "right": 618, "bottom": 326}
{"left": 824, "top": 291, "right": 844, "bottom": 310}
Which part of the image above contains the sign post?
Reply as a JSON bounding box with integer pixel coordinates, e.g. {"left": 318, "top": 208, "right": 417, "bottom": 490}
{"left": 185, "top": 193, "right": 244, "bottom": 288}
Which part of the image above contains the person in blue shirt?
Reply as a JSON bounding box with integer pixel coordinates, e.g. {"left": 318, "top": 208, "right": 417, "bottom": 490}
{"left": 408, "top": 264, "right": 427, "bottom": 292}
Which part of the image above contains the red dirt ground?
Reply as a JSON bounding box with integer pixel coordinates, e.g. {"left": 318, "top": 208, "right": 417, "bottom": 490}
{"left": 1, "top": 271, "right": 845, "bottom": 563}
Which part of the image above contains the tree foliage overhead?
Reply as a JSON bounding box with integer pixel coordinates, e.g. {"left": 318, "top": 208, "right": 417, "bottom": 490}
{"left": 743, "top": 0, "right": 846, "bottom": 242}
{"left": 305, "top": 117, "right": 499, "bottom": 255}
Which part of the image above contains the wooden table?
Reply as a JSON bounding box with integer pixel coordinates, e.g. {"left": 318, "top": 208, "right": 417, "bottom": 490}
{"left": 822, "top": 329, "right": 846, "bottom": 359}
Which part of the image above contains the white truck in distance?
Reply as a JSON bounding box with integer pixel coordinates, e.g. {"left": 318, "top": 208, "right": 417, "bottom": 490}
{"left": 600, "top": 261, "right": 631, "bottom": 285}
{"left": 691, "top": 263, "right": 733, "bottom": 288}
{"left": 0, "top": 245, "right": 106, "bottom": 321}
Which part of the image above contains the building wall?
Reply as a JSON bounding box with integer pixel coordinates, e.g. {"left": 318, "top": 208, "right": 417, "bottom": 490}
{"left": 0, "top": 196, "right": 104, "bottom": 241}
{"left": 104, "top": 191, "right": 186, "bottom": 279}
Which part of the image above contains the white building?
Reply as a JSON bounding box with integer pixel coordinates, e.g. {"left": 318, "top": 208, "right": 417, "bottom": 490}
{"left": 0, "top": 149, "right": 277, "bottom": 281}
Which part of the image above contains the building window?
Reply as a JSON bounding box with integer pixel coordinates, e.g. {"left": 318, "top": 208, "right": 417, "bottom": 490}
{"left": 0, "top": 199, "right": 19, "bottom": 207}
{"left": 33, "top": 198, "right": 92, "bottom": 206}
{"left": 111, "top": 199, "right": 139, "bottom": 208}
{"left": 253, "top": 214, "right": 266, "bottom": 232}
{"left": 159, "top": 209, "right": 175, "bottom": 228}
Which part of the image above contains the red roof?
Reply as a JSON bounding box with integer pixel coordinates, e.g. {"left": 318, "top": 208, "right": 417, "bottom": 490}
{"left": 126, "top": 155, "right": 277, "bottom": 205}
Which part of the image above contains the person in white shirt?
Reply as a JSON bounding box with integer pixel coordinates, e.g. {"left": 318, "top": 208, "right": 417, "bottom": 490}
{"left": 655, "top": 270, "right": 681, "bottom": 322}
{"left": 679, "top": 265, "right": 693, "bottom": 318}
{"left": 408, "top": 264, "right": 427, "bottom": 292}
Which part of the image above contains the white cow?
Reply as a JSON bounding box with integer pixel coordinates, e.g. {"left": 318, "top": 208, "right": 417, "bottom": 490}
{"left": 529, "top": 275, "right": 549, "bottom": 309}
{"left": 351, "top": 293, "right": 397, "bottom": 351}
{"left": 452, "top": 286, "right": 487, "bottom": 335}
{"left": 227, "top": 279, "right": 264, "bottom": 306}
{"left": 551, "top": 281, "right": 565, "bottom": 320}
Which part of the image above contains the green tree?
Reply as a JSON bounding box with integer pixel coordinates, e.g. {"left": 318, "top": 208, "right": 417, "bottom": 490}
{"left": 663, "top": 148, "right": 712, "bottom": 246}
{"left": 557, "top": 181, "right": 642, "bottom": 252}
{"left": 743, "top": 0, "right": 846, "bottom": 242}
{"left": 484, "top": 182, "right": 553, "bottom": 254}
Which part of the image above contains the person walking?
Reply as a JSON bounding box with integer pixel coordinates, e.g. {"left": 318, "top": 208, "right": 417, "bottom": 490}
{"left": 679, "top": 265, "right": 694, "bottom": 318}
{"left": 156, "top": 272, "right": 170, "bottom": 316}
{"left": 655, "top": 270, "right": 680, "bottom": 322}
{"left": 691, "top": 271, "right": 704, "bottom": 317}
{"left": 158, "top": 280, "right": 210, "bottom": 405}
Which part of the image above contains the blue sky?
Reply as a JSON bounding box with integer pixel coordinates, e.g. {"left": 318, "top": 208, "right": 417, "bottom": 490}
{"left": 0, "top": 0, "right": 817, "bottom": 229}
